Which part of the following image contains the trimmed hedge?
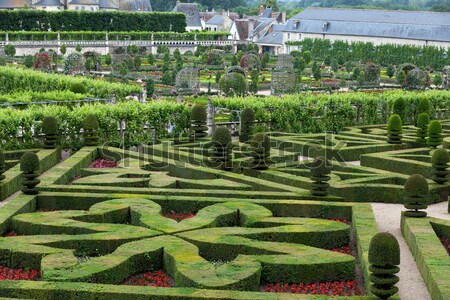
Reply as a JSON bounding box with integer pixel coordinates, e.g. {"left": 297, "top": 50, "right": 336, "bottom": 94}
{"left": 404, "top": 174, "right": 429, "bottom": 218}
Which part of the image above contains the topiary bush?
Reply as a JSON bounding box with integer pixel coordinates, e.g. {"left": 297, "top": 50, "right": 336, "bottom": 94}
{"left": 393, "top": 97, "right": 406, "bottom": 124}
{"left": 369, "top": 232, "right": 400, "bottom": 300}
{"left": 404, "top": 174, "right": 429, "bottom": 217}
{"left": 70, "top": 82, "right": 86, "bottom": 94}
{"left": 417, "top": 98, "right": 431, "bottom": 115}
{"left": 190, "top": 105, "right": 208, "bottom": 141}
{"left": 42, "top": 116, "right": 58, "bottom": 149}
{"left": 387, "top": 114, "right": 403, "bottom": 144}
{"left": 249, "top": 133, "right": 271, "bottom": 170}
{"left": 209, "top": 127, "right": 233, "bottom": 170}
{"left": 310, "top": 156, "right": 332, "bottom": 196}
{"left": 415, "top": 113, "right": 430, "bottom": 144}
{"left": 0, "top": 149, "right": 5, "bottom": 181}
{"left": 20, "top": 152, "right": 40, "bottom": 195}
{"left": 83, "top": 114, "right": 100, "bottom": 146}
{"left": 427, "top": 120, "right": 443, "bottom": 148}
{"left": 431, "top": 149, "right": 449, "bottom": 184}
{"left": 239, "top": 108, "right": 255, "bottom": 143}
{"left": 220, "top": 73, "right": 247, "bottom": 97}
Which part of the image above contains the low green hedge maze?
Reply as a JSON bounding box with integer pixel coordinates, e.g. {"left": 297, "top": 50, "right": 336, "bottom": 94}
{"left": 0, "top": 146, "right": 383, "bottom": 299}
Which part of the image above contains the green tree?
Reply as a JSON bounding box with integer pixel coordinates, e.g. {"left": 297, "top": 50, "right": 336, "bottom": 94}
{"left": 4, "top": 44, "right": 16, "bottom": 57}
{"left": 176, "top": 56, "right": 183, "bottom": 72}
{"left": 75, "top": 44, "right": 82, "bottom": 53}
{"left": 302, "top": 51, "right": 312, "bottom": 65}
{"left": 162, "top": 53, "right": 171, "bottom": 73}
{"left": 24, "top": 55, "right": 34, "bottom": 68}
{"left": 324, "top": 55, "right": 332, "bottom": 66}
{"left": 261, "top": 53, "right": 270, "bottom": 69}
{"left": 396, "top": 70, "right": 406, "bottom": 86}
{"left": 433, "top": 73, "right": 443, "bottom": 88}
{"left": 85, "top": 58, "right": 95, "bottom": 72}
{"left": 104, "top": 54, "right": 112, "bottom": 67}
{"left": 386, "top": 65, "right": 395, "bottom": 78}
{"left": 134, "top": 56, "right": 142, "bottom": 71}
{"left": 60, "top": 43, "right": 67, "bottom": 56}
{"left": 249, "top": 68, "right": 260, "bottom": 94}
{"left": 265, "top": 0, "right": 279, "bottom": 10}
{"left": 331, "top": 59, "right": 339, "bottom": 72}
{"left": 119, "top": 62, "right": 128, "bottom": 76}
{"left": 312, "top": 61, "right": 321, "bottom": 82}
{"left": 145, "top": 78, "right": 154, "bottom": 96}
{"left": 127, "top": 44, "right": 139, "bottom": 55}
{"left": 147, "top": 53, "right": 155, "bottom": 65}
{"left": 231, "top": 55, "right": 238, "bottom": 66}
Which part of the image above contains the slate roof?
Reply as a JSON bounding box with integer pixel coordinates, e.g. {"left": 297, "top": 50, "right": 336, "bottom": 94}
{"left": 234, "top": 19, "right": 249, "bottom": 40}
{"left": 34, "top": 0, "right": 63, "bottom": 6}
{"left": 99, "top": 0, "right": 117, "bottom": 9}
{"left": 285, "top": 8, "right": 450, "bottom": 42}
{"left": 253, "top": 17, "right": 276, "bottom": 36}
{"left": 260, "top": 8, "right": 273, "bottom": 18}
{"left": 255, "top": 31, "right": 283, "bottom": 45}
{"left": 206, "top": 14, "right": 223, "bottom": 25}
{"left": 69, "top": 0, "right": 99, "bottom": 5}
{"left": 0, "top": 0, "right": 31, "bottom": 8}
{"left": 172, "top": 2, "right": 202, "bottom": 27}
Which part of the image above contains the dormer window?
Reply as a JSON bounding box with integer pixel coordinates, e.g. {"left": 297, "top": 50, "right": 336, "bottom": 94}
{"left": 292, "top": 19, "right": 300, "bottom": 30}
{"left": 323, "top": 20, "right": 330, "bottom": 30}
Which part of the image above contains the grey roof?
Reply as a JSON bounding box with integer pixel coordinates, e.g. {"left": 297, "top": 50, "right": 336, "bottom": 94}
{"left": 34, "top": 0, "right": 63, "bottom": 5}
{"left": 260, "top": 8, "right": 273, "bottom": 18}
{"left": 172, "top": 2, "right": 202, "bottom": 27}
{"left": 0, "top": 0, "right": 31, "bottom": 8}
{"left": 69, "top": 0, "right": 99, "bottom": 4}
{"left": 206, "top": 14, "right": 223, "bottom": 25}
{"left": 253, "top": 17, "right": 276, "bottom": 36}
{"left": 234, "top": 19, "right": 249, "bottom": 40}
{"left": 99, "top": 0, "right": 117, "bottom": 9}
{"left": 256, "top": 31, "right": 283, "bottom": 45}
{"left": 285, "top": 8, "right": 450, "bottom": 43}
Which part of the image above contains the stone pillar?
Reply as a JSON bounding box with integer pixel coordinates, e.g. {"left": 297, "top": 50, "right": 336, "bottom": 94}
{"left": 5, "top": 33, "right": 8, "bottom": 43}
{"left": 206, "top": 97, "right": 216, "bottom": 136}
{"left": 194, "top": 33, "right": 198, "bottom": 55}
{"left": 105, "top": 32, "right": 109, "bottom": 55}
{"left": 141, "top": 82, "right": 147, "bottom": 103}
{"left": 57, "top": 31, "right": 61, "bottom": 51}
{"left": 109, "top": 90, "right": 116, "bottom": 106}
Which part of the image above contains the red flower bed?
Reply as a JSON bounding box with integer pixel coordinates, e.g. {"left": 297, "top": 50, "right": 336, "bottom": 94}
{"left": 0, "top": 265, "right": 41, "bottom": 281}
{"left": 123, "top": 270, "right": 172, "bottom": 287}
{"left": 89, "top": 159, "right": 118, "bottom": 169}
{"left": 264, "top": 280, "right": 361, "bottom": 296}
{"left": 327, "top": 218, "right": 348, "bottom": 224}
{"left": 2, "top": 231, "right": 18, "bottom": 237}
{"left": 162, "top": 212, "right": 195, "bottom": 222}
{"left": 439, "top": 237, "right": 450, "bottom": 256}
{"left": 331, "top": 245, "right": 352, "bottom": 255}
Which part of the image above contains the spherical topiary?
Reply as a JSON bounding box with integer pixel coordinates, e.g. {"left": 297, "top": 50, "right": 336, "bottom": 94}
{"left": 249, "top": 133, "right": 271, "bottom": 170}
{"left": 387, "top": 114, "right": 403, "bottom": 144}
{"left": 20, "top": 152, "right": 40, "bottom": 195}
{"left": 427, "top": 120, "right": 443, "bottom": 148}
{"left": 190, "top": 105, "right": 208, "bottom": 141}
{"left": 369, "top": 232, "right": 400, "bottom": 300}
{"left": 431, "top": 149, "right": 449, "bottom": 184}
{"left": 70, "top": 82, "right": 86, "bottom": 94}
{"left": 310, "top": 156, "right": 332, "bottom": 196}
{"left": 415, "top": 113, "right": 430, "bottom": 144}
{"left": 404, "top": 174, "right": 429, "bottom": 217}
{"left": 42, "top": 116, "right": 58, "bottom": 149}
{"left": 209, "top": 127, "right": 233, "bottom": 170}
{"left": 239, "top": 108, "right": 255, "bottom": 143}
{"left": 0, "top": 149, "right": 5, "bottom": 181}
{"left": 83, "top": 114, "right": 100, "bottom": 146}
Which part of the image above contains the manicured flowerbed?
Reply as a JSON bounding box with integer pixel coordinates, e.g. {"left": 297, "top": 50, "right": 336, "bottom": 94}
{"left": 2, "top": 231, "right": 18, "bottom": 237}
{"left": 0, "top": 265, "right": 41, "bottom": 281}
{"left": 89, "top": 159, "right": 118, "bottom": 168}
{"left": 162, "top": 211, "right": 196, "bottom": 222}
{"left": 263, "top": 280, "right": 361, "bottom": 296}
{"left": 331, "top": 245, "right": 352, "bottom": 255}
{"left": 439, "top": 237, "right": 450, "bottom": 256}
{"left": 123, "top": 270, "right": 172, "bottom": 287}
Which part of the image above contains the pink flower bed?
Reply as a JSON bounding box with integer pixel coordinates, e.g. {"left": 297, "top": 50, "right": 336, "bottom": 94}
{"left": 264, "top": 280, "right": 361, "bottom": 296}
{"left": 439, "top": 237, "right": 450, "bottom": 255}
{"left": 162, "top": 212, "right": 195, "bottom": 222}
{"left": 89, "top": 159, "right": 118, "bottom": 168}
{"left": 123, "top": 270, "right": 172, "bottom": 287}
{"left": 0, "top": 265, "right": 41, "bottom": 281}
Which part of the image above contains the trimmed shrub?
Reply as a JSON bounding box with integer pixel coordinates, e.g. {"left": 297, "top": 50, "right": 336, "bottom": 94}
{"left": 369, "top": 232, "right": 400, "bottom": 300}
{"left": 415, "top": 113, "right": 430, "bottom": 144}
{"left": 393, "top": 97, "right": 406, "bottom": 124}
{"left": 431, "top": 149, "right": 449, "bottom": 184}
{"left": 0, "top": 150, "right": 5, "bottom": 181}
{"left": 417, "top": 98, "right": 431, "bottom": 115}
{"left": 220, "top": 73, "right": 247, "bottom": 97}
{"left": 42, "top": 116, "right": 58, "bottom": 149}
{"left": 387, "top": 114, "right": 403, "bottom": 144}
{"left": 239, "top": 108, "right": 255, "bottom": 143}
{"left": 83, "top": 114, "right": 100, "bottom": 146}
{"left": 310, "top": 156, "right": 332, "bottom": 196}
{"left": 190, "top": 105, "right": 207, "bottom": 141}
{"left": 209, "top": 127, "right": 232, "bottom": 170}
{"left": 20, "top": 152, "right": 40, "bottom": 195}
{"left": 427, "top": 120, "right": 442, "bottom": 148}
{"left": 70, "top": 82, "right": 86, "bottom": 94}
{"left": 404, "top": 174, "right": 429, "bottom": 217}
{"left": 249, "top": 133, "right": 271, "bottom": 170}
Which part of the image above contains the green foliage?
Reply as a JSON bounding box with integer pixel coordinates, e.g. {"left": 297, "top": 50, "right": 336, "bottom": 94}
{"left": 104, "top": 54, "right": 112, "bottom": 66}
{"left": 190, "top": 105, "right": 207, "bottom": 141}
{"left": 20, "top": 152, "right": 39, "bottom": 173}
{"left": 416, "top": 113, "right": 430, "bottom": 144}
{"left": 70, "top": 82, "right": 86, "bottom": 94}
{"left": 210, "top": 127, "right": 232, "bottom": 170}
{"left": 386, "top": 65, "right": 395, "bottom": 78}
{"left": 207, "top": 50, "right": 224, "bottom": 66}
{"left": 83, "top": 114, "right": 99, "bottom": 146}
{"left": 0, "top": 57, "right": 5, "bottom": 66}
{"left": 404, "top": 174, "right": 429, "bottom": 217}
{"left": 396, "top": 70, "right": 406, "bottom": 86}
{"left": 60, "top": 43, "right": 67, "bottom": 55}
{"left": 312, "top": 61, "right": 321, "bottom": 81}
{"left": 42, "top": 116, "right": 58, "bottom": 149}
{"left": 75, "top": 44, "right": 82, "bottom": 53}
{"left": 24, "top": 55, "right": 34, "bottom": 68}
{"left": 386, "top": 114, "right": 402, "bottom": 144}
{"left": 417, "top": 98, "right": 431, "bottom": 115}
{"left": 330, "top": 59, "right": 339, "bottom": 72}
{"left": 431, "top": 149, "right": 449, "bottom": 184}
{"left": 0, "top": 149, "right": 5, "bottom": 181}
{"left": 392, "top": 98, "right": 407, "bottom": 123}
{"left": 84, "top": 58, "right": 95, "bottom": 71}
{"left": 364, "top": 63, "right": 380, "bottom": 83}
{"left": 145, "top": 78, "right": 154, "bottom": 96}
{"left": 239, "top": 108, "right": 255, "bottom": 143}
{"left": 4, "top": 44, "right": 15, "bottom": 57}
{"left": 147, "top": 53, "right": 155, "bottom": 65}
{"left": 302, "top": 51, "right": 312, "bottom": 65}
{"left": 249, "top": 133, "right": 271, "bottom": 170}
{"left": 310, "top": 156, "right": 331, "bottom": 196}
{"left": 369, "top": 232, "right": 400, "bottom": 300}
{"left": 427, "top": 120, "right": 443, "bottom": 148}
{"left": 324, "top": 55, "right": 332, "bottom": 66}
{"left": 433, "top": 73, "right": 443, "bottom": 87}
{"left": 220, "top": 73, "right": 247, "bottom": 97}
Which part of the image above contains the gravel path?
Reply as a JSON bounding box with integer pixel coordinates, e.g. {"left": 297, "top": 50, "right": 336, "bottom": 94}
{"left": 371, "top": 201, "right": 450, "bottom": 300}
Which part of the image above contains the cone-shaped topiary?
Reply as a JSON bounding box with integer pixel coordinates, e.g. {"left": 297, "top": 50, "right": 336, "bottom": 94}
{"left": 404, "top": 174, "right": 429, "bottom": 217}
{"left": 417, "top": 98, "right": 431, "bottom": 115}
{"left": 190, "top": 105, "right": 208, "bottom": 141}
{"left": 249, "top": 133, "right": 271, "bottom": 170}
{"left": 70, "top": 82, "right": 86, "bottom": 94}
{"left": 427, "top": 120, "right": 442, "bottom": 148}
{"left": 83, "top": 114, "right": 100, "bottom": 146}
{"left": 0, "top": 149, "right": 5, "bottom": 181}
{"left": 42, "top": 116, "right": 58, "bottom": 149}
{"left": 209, "top": 127, "right": 232, "bottom": 170}
{"left": 239, "top": 108, "right": 255, "bottom": 143}
{"left": 387, "top": 114, "right": 403, "bottom": 144}
{"left": 20, "top": 152, "right": 40, "bottom": 195}
{"left": 369, "top": 232, "right": 400, "bottom": 300}
{"left": 431, "top": 149, "right": 449, "bottom": 184}
{"left": 415, "top": 113, "right": 430, "bottom": 144}
{"left": 310, "top": 156, "right": 332, "bottom": 196}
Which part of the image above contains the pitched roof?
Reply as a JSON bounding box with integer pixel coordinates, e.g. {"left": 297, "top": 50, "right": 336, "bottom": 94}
{"left": 234, "top": 19, "right": 249, "bottom": 40}
{"left": 255, "top": 31, "right": 283, "bottom": 45}
{"left": 206, "top": 14, "right": 223, "bottom": 25}
{"left": 99, "top": 0, "right": 117, "bottom": 9}
{"left": 0, "top": 0, "right": 31, "bottom": 8}
{"left": 34, "top": 0, "right": 63, "bottom": 5}
{"left": 172, "top": 2, "right": 201, "bottom": 27}
{"left": 69, "top": 0, "right": 99, "bottom": 4}
{"left": 253, "top": 17, "right": 276, "bottom": 36}
{"left": 260, "top": 8, "right": 273, "bottom": 18}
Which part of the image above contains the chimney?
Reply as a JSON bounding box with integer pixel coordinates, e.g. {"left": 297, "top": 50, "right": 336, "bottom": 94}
{"left": 259, "top": 4, "right": 264, "bottom": 15}
{"left": 281, "top": 11, "right": 286, "bottom": 23}
{"left": 248, "top": 19, "right": 254, "bottom": 40}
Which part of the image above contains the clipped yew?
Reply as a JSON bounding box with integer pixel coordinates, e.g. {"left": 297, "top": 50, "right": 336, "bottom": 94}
{"left": 310, "top": 156, "right": 332, "bottom": 196}
{"left": 239, "top": 108, "right": 255, "bottom": 143}
{"left": 42, "top": 116, "right": 58, "bottom": 149}
{"left": 0, "top": 150, "right": 5, "bottom": 181}
{"left": 404, "top": 174, "right": 429, "bottom": 217}
{"left": 387, "top": 114, "right": 402, "bottom": 144}
{"left": 20, "top": 152, "right": 40, "bottom": 195}
{"left": 415, "top": 113, "right": 429, "bottom": 144}
{"left": 209, "top": 127, "right": 233, "bottom": 170}
{"left": 369, "top": 232, "right": 400, "bottom": 300}
{"left": 190, "top": 105, "right": 208, "bottom": 141}
{"left": 249, "top": 133, "right": 271, "bottom": 170}
{"left": 83, "top": 114, "right": 100, "bottom": 146}
{"left": 431, "top": 149, "right": 449, "bottom": 184}
{"left": 427, "top": 120, "right": 443, "bottom": 148}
